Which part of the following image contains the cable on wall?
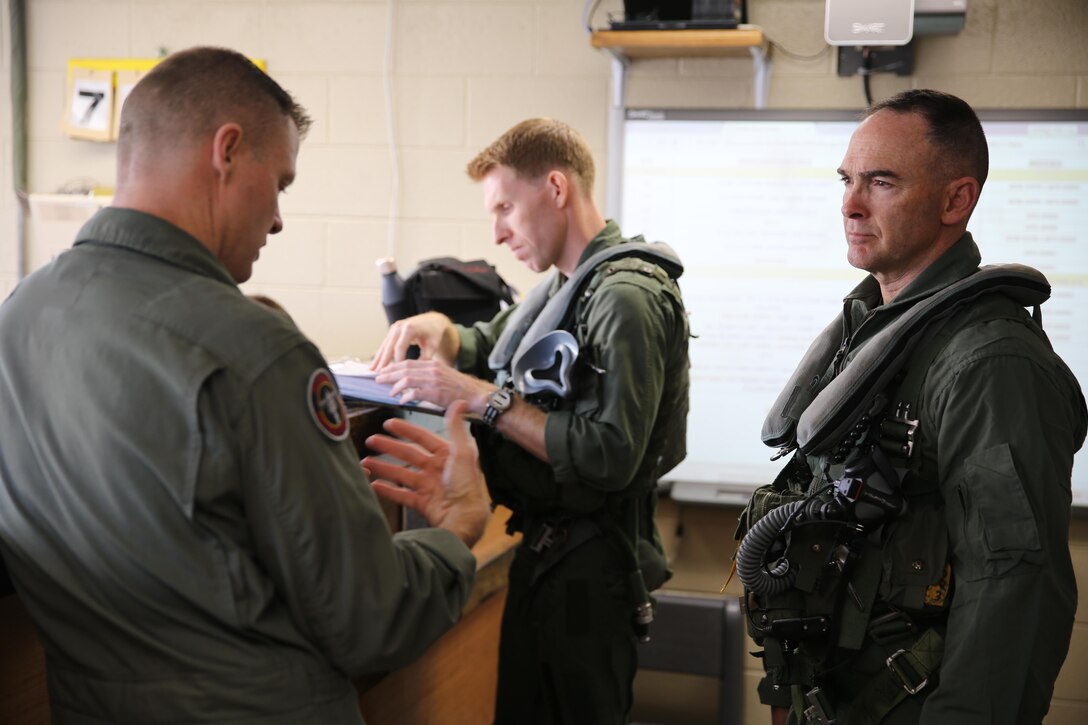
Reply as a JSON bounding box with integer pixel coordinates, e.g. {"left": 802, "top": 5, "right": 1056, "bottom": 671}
{"left": 8, "top": 0, "right": 27, "bottom": 280}
{"left": 767, "top": 39, "right": 831, "bottom": 62}
{"left": 383, "top": 0, "right": 400, "bottom": 260}
{"left": 862, "top": 47, "right": 873, "bottom": 106}
{"left": 582, "top": 0, "right": 603, "bottom": 33}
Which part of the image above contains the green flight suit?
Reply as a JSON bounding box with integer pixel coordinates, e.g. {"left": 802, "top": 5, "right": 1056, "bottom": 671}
{"left": 750, "top": 234, "right": 1086, "bottom": 724}
{"left": 457, "top": 220, "right": 690, "bottom": 724}
{"left": 0, "top": 208, "right": 476, "bottom": 724}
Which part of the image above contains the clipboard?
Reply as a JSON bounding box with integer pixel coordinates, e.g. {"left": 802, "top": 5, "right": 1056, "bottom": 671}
{"left": 330, "top": 361, "right": 445, "bottom": 416}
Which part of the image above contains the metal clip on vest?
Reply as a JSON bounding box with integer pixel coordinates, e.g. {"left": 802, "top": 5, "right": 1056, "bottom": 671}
{"left": 886, "top": 648, "right": 929, "bottom": 695}
{"left": 804, "top": 686, "right": 836, "bottom": 724}
{"left": 528, "top": 522, "right": 560, "bottom": 553}
{"left": 633, "top": 592, "right": 654, "bottom": 643}
{"left": 878, "top": 402, "right": 919, "bottom": 459}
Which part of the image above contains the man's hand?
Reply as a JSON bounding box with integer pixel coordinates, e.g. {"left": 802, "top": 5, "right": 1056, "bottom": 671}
{"left": 375, "top": 359, "right": 494, "bottom": 414}
{"left": 370, "top": 312, "right": 460, "bottom": 370}
{"left": 362, "top": 401, "right": 490, "bottom": 548}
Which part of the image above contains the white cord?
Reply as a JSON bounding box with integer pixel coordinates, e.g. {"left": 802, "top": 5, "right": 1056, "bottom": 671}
{"left": 581, "top": 0, "right": 603, "bottom": 33}
{"left": 383, "top": 0, "right": 400, "bottom": 260}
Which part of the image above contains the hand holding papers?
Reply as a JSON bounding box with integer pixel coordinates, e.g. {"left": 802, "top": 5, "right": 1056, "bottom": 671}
{"left": 329, "top": 359, "right": 444, "bottom": 415}
{"left": 369, "top": 357, "right": 496, "bottom": 419}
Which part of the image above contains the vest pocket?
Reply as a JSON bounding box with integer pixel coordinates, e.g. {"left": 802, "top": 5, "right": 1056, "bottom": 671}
{"left": 881, "top": 505, "right": 948, "bottom": 610}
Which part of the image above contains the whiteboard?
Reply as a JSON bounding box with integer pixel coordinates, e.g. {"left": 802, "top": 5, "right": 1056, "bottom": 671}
{"left": 620, "top": 109, "right": 1088, "bottom": 507}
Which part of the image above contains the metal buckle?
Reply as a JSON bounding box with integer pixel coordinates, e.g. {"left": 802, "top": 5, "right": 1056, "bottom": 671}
{"left": 528, "top": 522, "right": 562, "bottom": 553}
{"left": 770, "top": 444, "right": 796, "bottom": 461}
{"left": 882, "top": 402, "right": 920, "bottom": 458}
{"left": 886, "top": 648, "right": 929, "bottom": 695}
{"left": 802, "top": 686, "right": 836, "bottom": 723}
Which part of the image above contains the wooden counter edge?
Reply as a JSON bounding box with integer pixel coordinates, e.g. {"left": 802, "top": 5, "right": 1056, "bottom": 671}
{"left": 464, "top": 506, "right": 521, "bottom": 614}
{"left": 355, "top": 508, "right": 520, "bottom": 724}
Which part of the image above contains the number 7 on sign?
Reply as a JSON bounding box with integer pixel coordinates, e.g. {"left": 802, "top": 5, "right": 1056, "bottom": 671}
{"left": 69, "top": 78, "right": 112, "bottom": 132}
{"left": 77, "top": 89, "right": 106, "bottom": 124}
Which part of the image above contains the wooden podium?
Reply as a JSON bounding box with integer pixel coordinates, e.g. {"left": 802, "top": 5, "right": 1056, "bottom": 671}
{"left": 360, "top": 510, "right": 517, "bottom": 724}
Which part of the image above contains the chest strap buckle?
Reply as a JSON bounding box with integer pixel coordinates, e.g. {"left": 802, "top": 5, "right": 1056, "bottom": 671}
{"left": 886, "top": 648, "right": 929, "bottom": 695}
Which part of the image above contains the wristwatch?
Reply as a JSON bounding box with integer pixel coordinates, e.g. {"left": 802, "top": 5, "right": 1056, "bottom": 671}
{"left": 482, "top": 387, "right": 514, "bottom": 427}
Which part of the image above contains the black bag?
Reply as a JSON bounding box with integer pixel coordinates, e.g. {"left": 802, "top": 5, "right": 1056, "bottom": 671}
{"left": 403, "top": 257, "right": 515, "bottom": 327}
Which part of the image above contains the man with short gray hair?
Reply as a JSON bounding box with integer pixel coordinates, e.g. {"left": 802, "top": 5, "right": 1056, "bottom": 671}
{"left": 739, "top": 89, "right": 1085, "bottom": 725}
{"left": 0, "top": 46, "right": 490, "bottom": 724}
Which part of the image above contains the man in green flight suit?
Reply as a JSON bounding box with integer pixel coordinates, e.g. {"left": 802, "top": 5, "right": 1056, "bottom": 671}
{"left": 739, "top": 90, "right": 1086, "bottom": 724}
{"left": 370, "top": 118, "right": 691, "bottom": 724}
{"left": 0, "top": 47, "right": 492, "bottom": 724}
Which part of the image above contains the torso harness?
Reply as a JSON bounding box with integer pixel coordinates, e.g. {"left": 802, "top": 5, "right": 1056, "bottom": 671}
{"left": 734, "top": 264, "right": 1051, "bottom": 724}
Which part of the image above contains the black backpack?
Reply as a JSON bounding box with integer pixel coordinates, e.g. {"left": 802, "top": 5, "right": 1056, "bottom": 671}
{"left": 392, "top": 257, "right": 515, "bottom": 327}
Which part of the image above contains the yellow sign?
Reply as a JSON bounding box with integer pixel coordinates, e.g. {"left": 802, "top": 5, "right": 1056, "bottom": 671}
{"left": 63, "top": 57, "right": 268, "bottom": 142}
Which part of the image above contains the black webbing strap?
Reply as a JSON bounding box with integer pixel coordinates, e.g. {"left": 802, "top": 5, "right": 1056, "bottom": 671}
{"left": 843, "top": 627, "right": 944, "bottom": 725}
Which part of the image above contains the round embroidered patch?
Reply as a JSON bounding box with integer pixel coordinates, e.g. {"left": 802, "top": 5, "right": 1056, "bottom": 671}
{"left": 307, "top": 368, "right": 349, "bottom": 442}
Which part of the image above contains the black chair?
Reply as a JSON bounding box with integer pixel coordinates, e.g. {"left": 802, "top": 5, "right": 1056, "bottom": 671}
{"left": 638, "top": 591, "right": 744, "bottom": 725}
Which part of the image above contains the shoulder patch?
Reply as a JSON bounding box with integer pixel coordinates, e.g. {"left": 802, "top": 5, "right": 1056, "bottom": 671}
{"left": 307, "top": 368, "right": 350, "bottom": 442}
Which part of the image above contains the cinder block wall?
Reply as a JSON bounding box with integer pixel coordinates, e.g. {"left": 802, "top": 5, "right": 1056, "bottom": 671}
{"left": 0, "top": 1, "right": 1085, "bottom": 723}
{"left": 3, "top": 0, "right": 1085, "bottom": 356}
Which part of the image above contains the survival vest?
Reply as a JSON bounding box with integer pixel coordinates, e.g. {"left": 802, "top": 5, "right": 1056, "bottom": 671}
{"left": 735, "top": 264, "right": 1051, "bottom": 724}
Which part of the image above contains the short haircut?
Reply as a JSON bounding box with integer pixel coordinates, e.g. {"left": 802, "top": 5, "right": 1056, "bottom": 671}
{"left": 466, "top": 118, "right": 596, "bottom": 195}
{"left": 117, "top": 46, "right": 312, "bottom": 163}
{"left": 866, "top": 89, "right": 989, "bottom": 189}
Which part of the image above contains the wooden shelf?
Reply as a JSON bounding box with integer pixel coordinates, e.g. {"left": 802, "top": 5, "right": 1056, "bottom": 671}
{"left": 590, "top": 24, "right": 773, "bottom": 217}
{"left": 590, "top": 25, "right": 766, "bottom": 60}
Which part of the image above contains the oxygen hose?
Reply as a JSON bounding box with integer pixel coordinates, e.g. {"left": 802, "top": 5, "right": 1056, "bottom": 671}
{"left": 736, "top": 501, "right": 804, "bottom": 596}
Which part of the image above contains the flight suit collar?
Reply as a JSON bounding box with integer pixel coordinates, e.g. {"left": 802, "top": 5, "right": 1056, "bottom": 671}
{"left": 840, "top": 232, "right": 981, "bottom": 351}
{"left": 575, "top": 218, "right": 625, "bottom": 269}
{"left": 844, "top": 232, "right": 981, "bottom": 315}
{"left": 74, "top": 207, "right": 237, "bottom": 287}
{"left": 549, "top": 219, "right": 625, "bottom": 296}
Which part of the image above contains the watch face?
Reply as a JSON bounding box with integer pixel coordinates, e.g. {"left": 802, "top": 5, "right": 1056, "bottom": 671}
{"left": 490, "top": 388, "right": 513, "bottom": 411}
{"left": 484, "top": 388, "right": 514, "bottom": 426}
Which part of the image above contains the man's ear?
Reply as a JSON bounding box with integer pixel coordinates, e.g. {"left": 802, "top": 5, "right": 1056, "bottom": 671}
{"left": 546, "top": 170, "right": 570, "bottom": 209}
{"left": 941, "top": 176, "right": 980, "bottom": 226}
{"left": 211, "top": 123, "right": 244, "bottom": 180}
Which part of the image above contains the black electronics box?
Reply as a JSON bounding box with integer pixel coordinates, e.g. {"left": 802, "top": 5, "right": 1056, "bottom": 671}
{"left": 610, "top": 0, "right": 744, "bottom": 30}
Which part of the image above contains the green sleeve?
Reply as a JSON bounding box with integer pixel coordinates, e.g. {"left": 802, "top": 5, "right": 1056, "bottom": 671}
{"left": 920, "top": 321, "right": 1084, "bottom": 723}
{"left": 456, "top": 304, "right": 520, "bottom": 381}
{"left": 236, "top": 344, "right": 476, "bottom": 676}
{"left": 545, "top": 271, "right": 683, "bottom": 494}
